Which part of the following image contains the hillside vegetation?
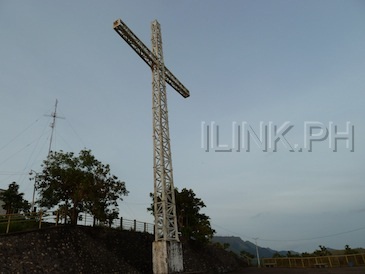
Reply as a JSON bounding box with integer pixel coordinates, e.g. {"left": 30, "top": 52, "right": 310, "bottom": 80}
{"left": 213, "top": 236, "right": 294, "bottom": 258}
{"left": 213, "top": 236, "right": 364, "bottom": 258}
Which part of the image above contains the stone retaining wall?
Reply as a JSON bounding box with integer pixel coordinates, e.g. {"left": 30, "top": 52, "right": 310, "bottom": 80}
{"left": 0, "top": 226, "right": 245, "bottom": 273}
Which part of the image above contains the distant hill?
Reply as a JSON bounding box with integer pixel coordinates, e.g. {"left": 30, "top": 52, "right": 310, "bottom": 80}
{"left": 212, "top": 236, "right": 297, "bottom": 258}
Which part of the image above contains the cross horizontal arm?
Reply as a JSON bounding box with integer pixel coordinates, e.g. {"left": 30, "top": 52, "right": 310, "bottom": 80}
{"left": 113, "top": 19, "right": 190, "bottom": 98}
{"left": 165, "top": 67, "right": 190, "bottom": 98}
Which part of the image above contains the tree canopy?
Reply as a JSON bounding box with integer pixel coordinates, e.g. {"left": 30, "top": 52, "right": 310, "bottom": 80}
{"left": 36, "top": 149, "right": 128, "bottom": 225}
{"left": 344, "top": 244, "right": 358, "bottom": 255}
{"left": 0, "top": 182, "right": 30, "bottom": 215}
{"left": 313, "top": 245, "right": 332, "bottom": 256}
{"left": 149, "top": 188, "right": 215, "bottom": 243}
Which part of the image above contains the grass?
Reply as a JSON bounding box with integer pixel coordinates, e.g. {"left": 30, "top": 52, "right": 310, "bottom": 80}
{"left": 0, "top": 215, "right": 51, "bottom": 234}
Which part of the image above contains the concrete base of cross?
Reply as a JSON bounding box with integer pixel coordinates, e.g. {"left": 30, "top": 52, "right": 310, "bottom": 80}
{"left": 152, "top": 240, "right": 183, "bottom": 274}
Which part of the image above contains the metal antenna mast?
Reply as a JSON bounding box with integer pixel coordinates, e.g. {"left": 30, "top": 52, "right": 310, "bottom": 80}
{"left": 45, "top": 99, "right": 64, "bottom": 155}
{"left": 113, "top": 18, "right": 189, "bottom": 273}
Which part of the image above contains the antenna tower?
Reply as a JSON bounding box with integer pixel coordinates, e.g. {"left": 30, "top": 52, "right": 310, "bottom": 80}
{"left": 45, "top": 99, "right": 64, "bottom": 155}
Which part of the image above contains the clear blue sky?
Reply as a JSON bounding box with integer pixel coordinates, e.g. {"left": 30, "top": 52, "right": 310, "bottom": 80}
{"left": 1, "top": 0, "right": 364, "bottom": 253}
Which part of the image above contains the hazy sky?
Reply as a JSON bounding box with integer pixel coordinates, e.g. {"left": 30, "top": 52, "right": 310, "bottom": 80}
{"left": 1, "top": 1, "right": 364, "bottom": 253}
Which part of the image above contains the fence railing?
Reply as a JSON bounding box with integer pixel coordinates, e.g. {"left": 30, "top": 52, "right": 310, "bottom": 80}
{"left": 262, "top": 253, "right": 365, "bottom": 268}
{"left": 0, "top": 211, "right": 154, "bottom": 235}
{"left": 119, "top": 217, "right": 154, "bottom": 234}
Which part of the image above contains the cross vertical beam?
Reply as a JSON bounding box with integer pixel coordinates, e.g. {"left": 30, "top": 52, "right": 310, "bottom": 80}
{"left": 151, "top": 20, "right": 179, "bottom": 242}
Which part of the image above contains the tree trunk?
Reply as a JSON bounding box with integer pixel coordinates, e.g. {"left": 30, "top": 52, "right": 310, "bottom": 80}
{"left": 70, "top": 206, "right": 78, "bottom": 225}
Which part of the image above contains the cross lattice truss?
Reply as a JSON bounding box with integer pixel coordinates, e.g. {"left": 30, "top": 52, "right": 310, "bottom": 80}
{"left": 113, "top": 19, "right": 189, "bottom": 241}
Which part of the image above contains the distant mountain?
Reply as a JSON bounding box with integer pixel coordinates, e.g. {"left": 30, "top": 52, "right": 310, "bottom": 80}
{"left": 212, "top": 236, "right": 298, "bottom": 258}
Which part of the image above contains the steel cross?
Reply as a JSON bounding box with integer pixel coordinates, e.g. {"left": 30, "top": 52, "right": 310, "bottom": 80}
{"left": 113, "top": 19, "right": 189, "bottom": 242}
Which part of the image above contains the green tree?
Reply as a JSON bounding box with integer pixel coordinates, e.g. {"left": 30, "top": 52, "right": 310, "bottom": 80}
{"left": 241, "top": 250, "right": 254, "bottom": 266}
{"left": 286, "top": 251, "right": 300, "bottom": 257}
{"left": 36, "top": 149, "right": 128, "bottom": 225}
{"left": 241, "top": 250, "right": 254, "bottom": 259}
{"left": 0, "top": 182, "right": 30, "bottom": 215}
{"left": 344, "top": 244, "right": 358, "bottom": 255}
{"left": 313, "top": 245, "right": 332, "bottom": 256}
{"left": 176, "top": 188, "right": 216, "bottom": 243}
{"left": 272, "top": 252, "right": 283, "bottom": 258}
{"left": 149, "top": 188, "right": 215, "bottom": 243}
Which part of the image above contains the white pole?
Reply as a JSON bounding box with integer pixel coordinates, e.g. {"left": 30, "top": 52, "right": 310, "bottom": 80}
{"left": 254, "top": 238, "right": 261, "bottom": 268}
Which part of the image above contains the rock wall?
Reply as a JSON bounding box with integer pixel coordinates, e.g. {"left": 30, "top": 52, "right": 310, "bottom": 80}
{"left": 0, "top": 226, "right": 245, "bottom": 273}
